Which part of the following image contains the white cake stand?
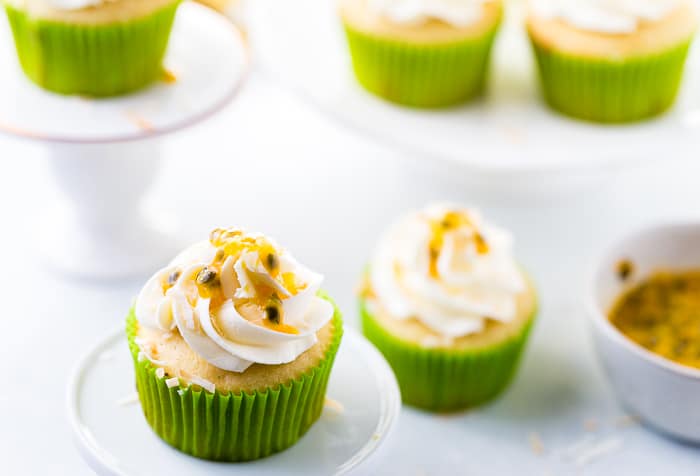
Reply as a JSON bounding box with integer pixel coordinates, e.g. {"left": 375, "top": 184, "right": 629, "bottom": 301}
{"left": 0, "top": 1, "right": 249, "bottom": 279}
{"left": 67, "top": 326, "right": 401, "bottom": 476}
{"left": 247, "top": 0, "right": 700, "bottom": 186}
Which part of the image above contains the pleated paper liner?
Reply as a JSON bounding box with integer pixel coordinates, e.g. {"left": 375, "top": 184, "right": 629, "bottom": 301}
{"left": 530, "top": 39, "right": 693, "bottom": 123}
{"left": 5, "top": 1, "right": 180, "bottom": 97}
{"left": 343, "top": 21, "right": 501, "bottom": 108}
{"left": 360, "top": 299, "right": 535, "bottom": 412}
{"left": 126, "top": 294, "right": 343, "bottom": 462}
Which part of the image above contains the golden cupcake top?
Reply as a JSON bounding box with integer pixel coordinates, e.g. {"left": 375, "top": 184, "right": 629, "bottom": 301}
{"left": 527, "top": 0, "right": 698, "bottom": 58}
{"left": 340, "top": 0, "right": 503, "bottom": 43}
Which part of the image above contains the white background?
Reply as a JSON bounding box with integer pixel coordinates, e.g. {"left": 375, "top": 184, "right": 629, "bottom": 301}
{"left": 2, "top": 71, "right": 700, "bottom": 474}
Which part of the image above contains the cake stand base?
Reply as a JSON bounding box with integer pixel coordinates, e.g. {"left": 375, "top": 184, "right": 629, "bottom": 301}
{"left": 43, "top": 141, "right": 178, "bottom": 279}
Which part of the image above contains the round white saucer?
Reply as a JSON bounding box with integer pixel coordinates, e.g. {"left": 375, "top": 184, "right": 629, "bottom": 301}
{"left": 67, "top": 326, "right": 401, "bottom": 476}
{"left": 0, "top": 1, "right": 248, "bottom": 143}
{"left": 247, "top": 0, "right": 700, "bottom": 178}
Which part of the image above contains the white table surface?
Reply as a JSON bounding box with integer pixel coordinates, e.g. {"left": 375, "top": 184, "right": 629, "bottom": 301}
{"left": 2, "top": 72, "right": 700, "bottom": 475}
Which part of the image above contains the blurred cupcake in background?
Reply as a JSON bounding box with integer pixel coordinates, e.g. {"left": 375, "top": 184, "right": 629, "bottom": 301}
{"left": 527, "top": 0, "right": 698, "bottom": 123}
{"left": 128, "top": 227, "right": 343, "bottom": 461}
{"left": 5, "top": 0, "right": 182, "bottom": 96}
{"left": 340, "top": 0, "right": 503, "bottom": 107}
{"left": 358, "top": 203, "right": 537, "bottom": 411}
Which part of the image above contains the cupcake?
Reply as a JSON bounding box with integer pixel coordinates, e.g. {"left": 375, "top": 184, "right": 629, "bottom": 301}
{"left": 527, "top": 0, "right": 698, "bottom": 123}
{"left": 358, "top": 204, "right": 536, "bottom": 411}
{"left": 340, "top": 0, "right": 503, "bottom": 107}
{"left": 4, "top": 0, "right": 181, "bottom": 96}
{"left": 127, "top": 227, "right": 343, "bottom": 461}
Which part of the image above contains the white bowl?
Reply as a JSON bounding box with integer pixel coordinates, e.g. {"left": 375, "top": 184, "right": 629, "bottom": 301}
{"left": 588, "top": 222, "right": 700, "bottom": 443}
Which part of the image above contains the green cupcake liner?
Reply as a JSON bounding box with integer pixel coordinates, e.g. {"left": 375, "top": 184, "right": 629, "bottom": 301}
{"left": 530, "top": 39, "right": 693, "bottom": 123}
{"left": 360, "top": 298, "right": 535, "bottom": 411}
{"left": 5, "top": 1, "right": 180, "bottom": 97}
{"left": 126, "top": 294, "right": 343, "bottom": 461}
{"left": 343, "top": 20, "right": 501, "bottom": 108}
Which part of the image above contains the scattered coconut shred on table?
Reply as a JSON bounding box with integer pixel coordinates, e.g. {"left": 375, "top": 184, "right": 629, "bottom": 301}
{"left": 572, "top": 437, "right": 623, "bottom": 467}
{"left": 323, "top": 397, "right": 345, "bottom": 416}
{"left": 116, "top": 393, "right": 139, "bottom": 407}
{"left": 528, "top": 432, "right": 545, "bottom": 456}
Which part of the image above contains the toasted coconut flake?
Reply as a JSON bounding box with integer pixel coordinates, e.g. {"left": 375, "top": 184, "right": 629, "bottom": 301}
{"left": 324, "top": 397, "right": 345, "bottom": 415}
{"left": 562, "top": 434, "right": 596, "bottom": 460}
{"left": 136, "top": 342, "right": 168, "bottom": 366}
{"left": 584, "top": 418, "right": 599, "bottom": 432}
{"left": 166, "top": 377, "right": 180, "bottom": 388}
{"left": 529, "top": 432, "right": 545, "bottom": 455}
{"left": 574, "top": 437, "right": 623, "bottom": 467}
{"left": 188, "top": 375, "right": 216, "bottom": 393}
{"left": 615, "top": 414, "right": 640, "bottom": 428}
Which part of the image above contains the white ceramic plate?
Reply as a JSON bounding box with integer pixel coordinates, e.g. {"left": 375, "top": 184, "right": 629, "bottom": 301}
{"left": 0, "top": 1, "right": 248, "bottom": 143}
{"left": 67, "top": 326, "right": 400, "bottom": 476}
{"left": 247, "top": 0, "right": 700, "bottom": 176}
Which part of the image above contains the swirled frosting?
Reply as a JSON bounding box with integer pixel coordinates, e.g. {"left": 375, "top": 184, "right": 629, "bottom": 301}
{"left": 367, "top": 0, "right": 491, "bottom": 27}
{"left": 367, "top": 204, "right": 525, "bottom": 340}
{"left": 531, "top": 0, "right": 682, "bottom": 34}
{"left": 135, "top": 228, "right": 333, "bottom": 373}
{"left": 40, "top": 0, "right": 107, "bottom": 10}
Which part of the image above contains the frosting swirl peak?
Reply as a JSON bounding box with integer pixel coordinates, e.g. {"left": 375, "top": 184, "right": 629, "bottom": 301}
{"left": 367, "top": 204, "right": 525, "bottom": 341}
{"left": 368, "top": 0, "right": 492, "bottom": 27}
{"left": 531, "top": 0, "right": 683, "bottom": 34}
{"left": 135, "top": 227, "right": 333, "bottom": 372}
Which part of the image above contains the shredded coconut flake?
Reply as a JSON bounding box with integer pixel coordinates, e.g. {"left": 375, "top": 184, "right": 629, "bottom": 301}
{"left": 136, "top": 343, "right": 168, "bottom": 366}
{"left": 116, "top": 393, "right": 139, "bottom": 407}
{"left": 177, "top": 389, "right": 185, "bottom": 396}
{"left": 529, "top": 432, "right": 545, "bottom": 455}
{"left": 155, "top": 368, "right": 165, "bottom": 379}
{"left": 615, "top": 414, "right": 640, "bottom": 428}
{"left": 324, "top": 397, "right": 345, "bottom": 415}
{"left": 562, "top": 434, "right": 596, "bottom": 460}
{"left": 166, "top": 377, "right": 180, "bottom": 388}
{"left": 188, "top": 375, "right": 216, "bottom": 393}
{"left": 584, "top": 418, "right": 599, "bottom": 432}
{"left": 574, "top": 437, "right": 623, "bottom": 467}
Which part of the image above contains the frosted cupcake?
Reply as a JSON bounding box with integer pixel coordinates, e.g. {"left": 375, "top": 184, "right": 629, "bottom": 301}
{"left": 127, "top": 227, "right": 343, "bottom": 461}
{"left": 527, "top": 0, "right": 698, "bottom": 123}
{"left": 340, "top": 0, "right": 503, "bottom": 107}
{"left": 359, "top": 204, "right": 536, "bottom": 411}
{"left": 4, "top": 0, "right": 181, "bottom": 96}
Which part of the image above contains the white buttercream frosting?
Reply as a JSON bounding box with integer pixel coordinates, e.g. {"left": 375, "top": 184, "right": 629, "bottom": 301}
{"left": 41, "top": 0, "right": 108, "bottom": 11}
{"left": 135, "top": 228, "right": 334, "bottom": 373}
{"left": 368, "top": 203, "right": 525, "bottom": 340}
{"left": 531, "top": 0, "right": 682, "bottom": 34}
{"left": 367, "top": 0, "right": 491, "bottom": 27}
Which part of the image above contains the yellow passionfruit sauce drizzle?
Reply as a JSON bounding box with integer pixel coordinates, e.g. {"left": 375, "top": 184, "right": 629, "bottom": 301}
{"left": 188, "top": 228, "right": 304, "bottom": 334}
{"left": 427, "top": 211, "right": 489, "bottom": 278}
{"left": 609, "top": 269, "right": 700, "bottom": 370}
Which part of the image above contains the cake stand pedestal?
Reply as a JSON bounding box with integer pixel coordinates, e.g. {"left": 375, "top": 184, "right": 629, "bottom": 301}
{"left": 0, "top": 1, "right": 249, "bottom": 279}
